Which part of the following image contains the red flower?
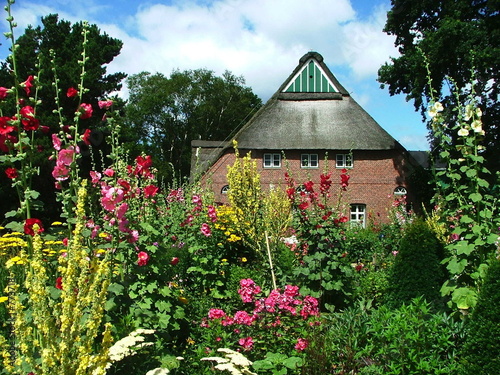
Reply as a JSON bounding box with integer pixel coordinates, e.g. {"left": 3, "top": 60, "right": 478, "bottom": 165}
{"left": 137, "top": 251, "right": 149, "bottom": 266}
{"left": 22, "top": 75, "right": 34, "bottom": 96}
{"left": 66, "top": 87, "right": 78, "bottom": 98}
{"left": 24, "top": 218, "right": 44, "bottom": 236}
{"left": 82, "top": 128, "right": 92, "bottom": 145}
{"left": 55, "top": 277, "right": 63, "bottom": 290}
{"left": 340, "top": 172, "right": 350, "bottom": 190}
{"left": 170, "top": 257, "right": 179, "bottom": 266}
{"left": 298, "top": 201, "right": 309, "bottom": 210}
{"left": 78, "top": 103, "right": 93, "bottom": 119}
{"left": 0, "top": 87, "right": 9, "bottom": 100}
{"left": 0, "top": 116, "right": 14, "bottom": 135}
{"left": 304, "top": 180, "right": 314, "bottom": 192}
{"left": 5, "top": 167, "right": 18, "bottom": 179}
{"left": 144, "top": 184, "right": 159, "bottom": 198}
{"left": 200, "top": 223, "right": 212, "bottom": 237}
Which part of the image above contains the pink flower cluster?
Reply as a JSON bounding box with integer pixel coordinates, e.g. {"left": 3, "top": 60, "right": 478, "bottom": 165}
{"left": 205, "top": 279, "right": 320, "bottom": 352}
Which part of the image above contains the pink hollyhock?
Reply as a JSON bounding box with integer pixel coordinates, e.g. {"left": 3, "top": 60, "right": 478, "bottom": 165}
{"left": 52, "top": 164, "right": 69, "bottom": 182}
{"left": 200, "top": 223, "right": 212, "bottom": 237}
{"left": 82, "top": 128, "right": 92, "bottom": 145}
{"left": 144, "top": 184, "right": 159, "bottom": 198}
{"left": 79, "top": 103, "right": 93, "bottom": 119}
{"left": 98, "top": 100, "right": 113, "bottom": 109}
{"left": 24, "top": 218, "right": 44, "bottom": 236}
{"left": 0, "top": 87, "right": 9, "bottom": 100}
{"left": 55, "top": 277, "right": 63, "bottom": 290}
{"left": 295, "top": 338, "right": 308, "bottom": 352}
{"left": 5, "top": 167, "right": 18, "bottom": 179}
{"left": 238, "top": 337, "right": 254, "bottom": 351}
{"left": 101, "top": 185, "right": 124, "bottom": 211}
{"left": 89, "top": 171, "right": 102, "bottom": 184}
{"left": 116, "top": 203, "right": 128, "bottom": 220}
{"left": 103, "top": 168, "right": 114, "bottom": 177}
{"left": 127, "top": 230, "right": 139, "bottom": 243}
{"left": 207, "top": 205, "right": 217, "bottom": 222}
{"left": 58, "top": 148, "right": 75, "bottom": 166}
{"left": 66, "top": 87, "right": 78, "bottom": 98}
{"left": 0, "top": 116, "right": 14, "bottom": 135}
{"left": 52, "top": 134, "right": 62, "bottom": 151}
{"left": 22, "top": 75, "right": 34, "bottom": 95}
{"left": 137, "top": 251, "right": 149, "bottom": 266}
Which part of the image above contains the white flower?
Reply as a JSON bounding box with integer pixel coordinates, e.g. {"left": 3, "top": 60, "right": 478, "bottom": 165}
{"left": 428, "top": 101, "right": 444, "bottom": 118}
{"left": 145, "top": 368, "right": 170, "bottom": 375}
{"left": 464, "top": 104, "right": 475, "bottom": 121}
{"left": 458, "top": 128, "right": 469, "bottom": 137}
{"left": 471, "top": 119, "right": 483, "bottom": 133}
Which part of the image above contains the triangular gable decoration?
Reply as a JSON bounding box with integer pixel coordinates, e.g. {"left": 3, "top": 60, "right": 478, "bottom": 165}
{"left": 283, "top": 58, "right": 340, "bottom": 93}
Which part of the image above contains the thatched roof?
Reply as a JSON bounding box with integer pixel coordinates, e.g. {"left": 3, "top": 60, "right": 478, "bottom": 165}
{"left": 233, "top": 51, "right": 398, "bottom": 150}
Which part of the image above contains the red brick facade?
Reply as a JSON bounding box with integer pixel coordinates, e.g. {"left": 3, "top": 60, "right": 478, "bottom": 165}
{"left": 197, "top": 146, "right": 414, "bottom": 225}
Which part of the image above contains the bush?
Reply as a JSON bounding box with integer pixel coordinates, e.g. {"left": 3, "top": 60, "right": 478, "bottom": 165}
{"left": 386, "top": 218, "right": 446, "bottom": 308}
{"left": 460, "top": 258, "right": 500, "bottom": 374}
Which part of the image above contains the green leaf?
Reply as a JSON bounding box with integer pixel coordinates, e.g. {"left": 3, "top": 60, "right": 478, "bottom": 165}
{"left": 447, "top": 257, "right": 468, "bottom": 274}
{"left": 283, "top": 357, "right": 303, "bottom": 369}
{"left": 108, "top": 283, "right": 124, "bottom": 296}
{"left": 459, "top": 215, "right": 473, "bottom": 224}
{"left": 469, "top": 192, "right": 482, "bottom": 202}
{"left": 454, "top": 241, "right": 474, "bottom": 256}
{"left": 452, "top": 287, "right": 477, "bottom": 310}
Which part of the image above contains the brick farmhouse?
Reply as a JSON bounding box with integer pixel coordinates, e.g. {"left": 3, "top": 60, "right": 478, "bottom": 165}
{"left": 190, "top": 52, "right": 426, "bottom": 226}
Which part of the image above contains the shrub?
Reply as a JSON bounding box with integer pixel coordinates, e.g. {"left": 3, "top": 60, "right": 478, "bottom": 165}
{"left": 386, "top": 218, "right": 446, "bottom": 308}
{"left": 460, "top": 258, "right": 500, "bottom": 374}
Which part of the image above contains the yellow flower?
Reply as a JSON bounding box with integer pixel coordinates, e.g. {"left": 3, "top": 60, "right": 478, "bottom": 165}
{"left": 241, "top": 257, "right": 247, "bottom": 263}
{"left": 51, "top": 221, "right": 63, "bottom": 226}
{"left": 0, "top": 296, "right": 8, "bottom": 303}
{"left": 178, "top": 296, "right": 188, "bottom": 304}
{"left": 221, "top": 259, "right": 228, "bottom": 263}
{"left": 99, "top": 232, "right": 109, "bottom": 238}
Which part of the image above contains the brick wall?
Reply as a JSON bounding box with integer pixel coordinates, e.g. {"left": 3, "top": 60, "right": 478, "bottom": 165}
{"left": 198, "top": 147, "right": 414, "bottom": 225}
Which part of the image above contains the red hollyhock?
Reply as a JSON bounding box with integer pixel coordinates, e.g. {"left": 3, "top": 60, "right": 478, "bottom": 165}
{"left": 82, "top": 128, "right": 92, "bottom": 145}
{"left": 0, "top": 87, "right": 8, "bottom": 100}
{"left": 66, "top": 87, "right": 78, "bottom": 98}
{"left": 137, "top": 251, "right": 150, "bottom": 266}
{"left": 143, "top": 184, "right": 159, "bottom": 198}
{"left": 5, "top": 167, "right": 18, "bottom": 179}
{"left": 170, "top": 257, "right": 179, "bottom": 266}
{"left": 340, "top": 169, "right": 350, "bottom": 190}
{"left": 0, "top": 116, "right": 14, "bottom": 135}
{"left": 22, "top": 75, "right": 34, "bottom": 96}
{"left": 304, "top": 180, "right": 314, "bottom": 192}
{"left": 24, "top": 218, "right": 44, "bottom": 236}
{"left": 55, "top": 277, "right": 63, "bottom": 290}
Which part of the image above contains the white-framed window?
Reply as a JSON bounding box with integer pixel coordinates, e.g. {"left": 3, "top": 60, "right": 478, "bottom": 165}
{"left": 221, "top": 185, "right": 230, "bottom": 194}
{"left": 263, "top": 153, "right": 281, "bottom": 168}
{"left": 301, "top": 154, "right": 319, "bottom": 168}
{"left": 394, "top": 186, "right": 407, "bottom": 196}
{"left": 336, "top": 153, "right": 353, "bottom": 168}
{"left": 350, "top": 204, "right": 366, "bottom": 228}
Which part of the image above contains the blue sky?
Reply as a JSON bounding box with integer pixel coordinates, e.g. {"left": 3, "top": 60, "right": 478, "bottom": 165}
{"left": 0, "top": 0, "right": 430, "bottom": 150}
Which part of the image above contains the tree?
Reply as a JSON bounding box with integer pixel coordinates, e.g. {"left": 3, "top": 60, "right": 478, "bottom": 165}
{"left": 124, "top": 69, "right": 262, "bottom": 182}
{"left": 378, "top": 0, "right": 499, "bottom": 173}
{"left": 0, "top": 14, "right": 126, "bottom": 222}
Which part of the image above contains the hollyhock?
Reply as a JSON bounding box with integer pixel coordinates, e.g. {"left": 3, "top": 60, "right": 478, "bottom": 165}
{"left": 52, "top": 164, "right": 70, "bottom": 182}
{"left": 90, "top": 171, "right": 102, "bottom": 184}
{"left": 82, "top": 128, "right": 92, "bottom": 145}
{"left": 128, "top": 230, "right": 139, "bottom": 243}
{"left": 304, "top": 180, "right": 314, "bottom": 192}
{"left": 0, "top": 116, "right": 14, "bottom": 135}
{"left": 0, "top": 87, "right": 9, "bottom": 100}
{"left": 116, "top": 203, "right": 128, "bottom": 220}
{"left": 5, "top": 167, "right": 18, "bottom": 179}
{"left": 101, "top": 185, "right": 125, "bottom": 211}
{"left": 57, "top": 148, "right": 75, "bottom": 166}
{"left": 21, "top": 75, "right": 34, "bottom": 95}
{"left": 320, "top": 172, "right": 332, "bottom": 195}
{"left": 55, "top": 277, "right": 63, "bottom": 290}
{"left": 78, "top": 103, "right": 93, "bottom": 119}
{"left": 200, "top": 223, "right": 212, "bottom": 237}
{"left": 137, "top": 251, "right": 149, "bottom": 266}
{"left": 103, "top": 168, "right": 114, "bottom": 177}
{"left": 133, "top": 155, "right": 153, "bottom": 177}
{"left": 144, "top": 184, "right": 159, "bottom": 198}
{"left": 98, "top": 99, "right": 113, "bottom": 109}
{"left": 24, "top": 218, "right": 44, "bottom": 236}
{"left": 340, "top": 169, "right": 350, "bottom": 190}
{"left": 207, "top": 205, "right": 217, "bottom": 222}
{"left": 170, "top": 257, "right": 179, "bottom": 265}
{"left": 52, "top": 134, "right": 62, "bottom": 151}
{"left": 66, "top": 87, "right": 78, "bottom": 98}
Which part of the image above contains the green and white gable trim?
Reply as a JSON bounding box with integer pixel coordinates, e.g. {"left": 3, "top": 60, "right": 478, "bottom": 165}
{"left": 283, "top": 57, "right": 340, "bottom": 93}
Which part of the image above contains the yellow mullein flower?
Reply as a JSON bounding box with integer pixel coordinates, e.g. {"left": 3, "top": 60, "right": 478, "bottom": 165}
{"left": 0, "top": 296, "right": 8, "bottom": 303}
{"left": 98, "top": 232, "right": 109, "bottom": 238}
{"left": 51, "top": 221, "right": 63, "bottom": 226}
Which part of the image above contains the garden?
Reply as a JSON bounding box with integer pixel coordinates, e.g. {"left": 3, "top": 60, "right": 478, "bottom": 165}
{"left": 1, "top": 1, "right": 500, "bottom": 374}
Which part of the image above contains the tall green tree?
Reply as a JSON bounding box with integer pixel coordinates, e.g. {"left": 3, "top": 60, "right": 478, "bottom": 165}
{"left": 124, "top": 69, "right": 262, "bottom": 182}
{"left": 378, "top": 0, "right": 499, "bottom": 172}
{"left": 0, "top": 14, "right": 126, "bottom": 222}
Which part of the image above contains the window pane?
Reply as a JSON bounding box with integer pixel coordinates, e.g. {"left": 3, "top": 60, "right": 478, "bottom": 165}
{"left": 301, "top": 154, "right": 309, "bottom": 167}
{"left": 345, "top": 154, "right": 353, "bottom": 167}
{"left": 310, "top": 154, "right": 318, "bottom": 167}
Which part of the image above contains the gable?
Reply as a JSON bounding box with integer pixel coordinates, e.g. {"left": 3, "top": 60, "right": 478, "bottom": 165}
{"left": 283, "top": 58, "right": 340, "bottom": 93}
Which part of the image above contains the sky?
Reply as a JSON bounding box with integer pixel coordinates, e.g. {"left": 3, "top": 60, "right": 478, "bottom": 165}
{"left": 0, "top": 0, "right": 430, "bottom": 150}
